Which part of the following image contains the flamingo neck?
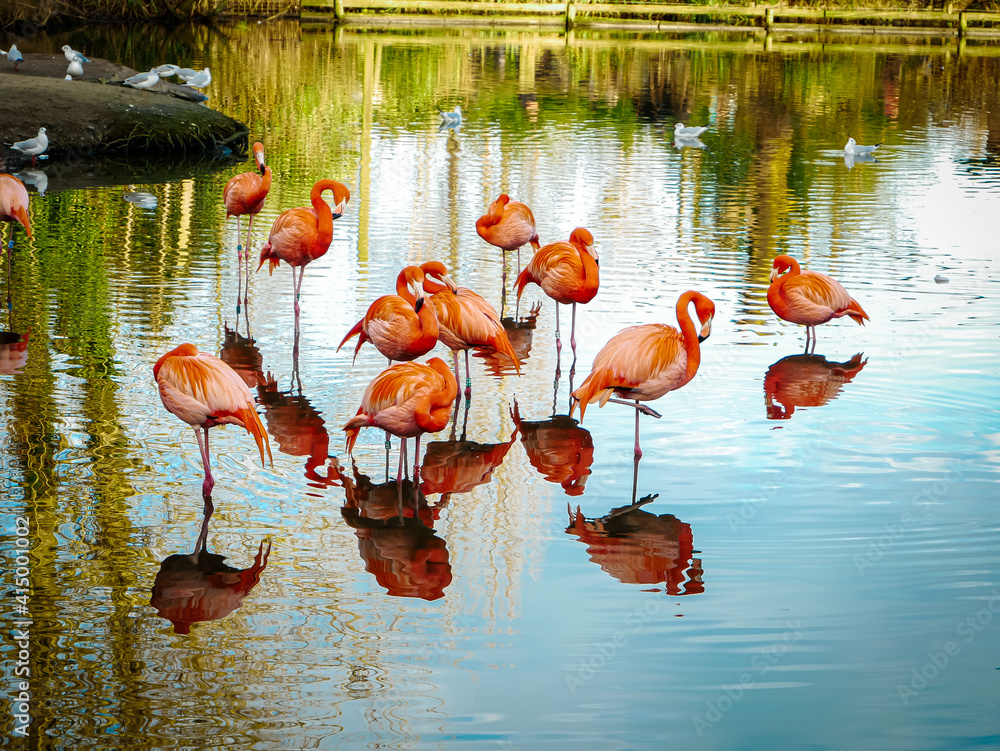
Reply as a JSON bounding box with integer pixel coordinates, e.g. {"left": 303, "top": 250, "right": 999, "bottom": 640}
{"left": 414, "top": 362, "right": 458, "bottom": 432}
{"left": 310, "top": 181, "right": 336, "bottom": 250}
{"left": 422, "top": 275, "right": 449, "bottom": 295}
{"left": 675, "top": 292, "right": 702, "bottom": 385}
{"left": 396, "top": 271, "right": 418, "bottom": 305}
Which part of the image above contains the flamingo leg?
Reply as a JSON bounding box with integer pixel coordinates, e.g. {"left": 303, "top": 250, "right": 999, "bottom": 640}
{"left": 633, "top": 400, "right": 642, "bottom": 458}
{"left": 631, "top": 453, "right": 640, "bottom": 504}
{"left": 607, "top": 397, "right": 662, "bottom": 419}
{"left": 500, "top": 252, "right": 510, "bottom": 320}
{"left": 464, "top": 349, "right": 472, "bottom": 397}
{"left": 194, "top": 427, "right": 215, "bottom": 498}
{"left": 570, "top": 303, "right": 578, "bottom": 357}
{"left": 400, "top": 437, "right": 408, "bottom": 481}
{"left": 235, "top": 216, "right": 243, "bottom": 313}
{"left": 243, "top": 213, "right": 255, "bottom": 309}
{"left": 555, "top": 302, "right": 562, "bottom": 358}
{"left": 413, "top": 434, "right": 422, "bottom": 484}
{"left": 5, "top": 224, "right": 12, "bottom": 323}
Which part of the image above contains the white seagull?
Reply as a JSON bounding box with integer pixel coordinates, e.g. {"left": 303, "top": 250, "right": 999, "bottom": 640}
{"left": 62, "top": 45, "right": 90, "bottom": 63}
{"left": 67, "top": 58, "right": 84, "bottom": 78}
{"left": 154, "top": 64, "right": 180, "bottom": 76}
{"left": 844, "top": 137, "right": 881, "bottom": 155}
{"left": 183, "top": 68, "right": 211, "bottom": 89}
{"left": 2, "top": 44, "right": 23, "bottom": 71}
{"left": 10, "top": 127, "right": 49, "bottom": 166}
{"left": 437, "top": 105, "right": 462, "bottom": 127}
{"left": 124, "top": 69, "right": 160, "bottom": 92}
{"left": 174, "top": 67, "right": 199, "bottom": 81}
{"left": 674, "top": 122, "right": 708, "bottom": 138}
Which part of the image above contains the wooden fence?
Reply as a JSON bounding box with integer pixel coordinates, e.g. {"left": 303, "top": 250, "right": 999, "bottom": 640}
{"left": 299, "top": 1, "right": 1000, "bottom": 35}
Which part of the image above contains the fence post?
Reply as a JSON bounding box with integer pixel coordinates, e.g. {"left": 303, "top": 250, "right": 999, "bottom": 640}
{"left": 958, "top": 10, "right": 967, "bottom": 34}
{"left": 566, "top": 1, "right": 576, "bottom": 31}
{"left": 335, "top": 0, "right": 345, "bottom": 21}
{"left": 765, "top": 6, "right": 774, "bottom": 29}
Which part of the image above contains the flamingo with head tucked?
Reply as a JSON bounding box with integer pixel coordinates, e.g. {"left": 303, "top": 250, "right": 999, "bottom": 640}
{"left": 419, "top": 260, "right": 520, "bottom": 395}
{"left": 338, "top": 266, "right": 439, "bottom": 365}
{"left": 570, "top": 290, "right": 715, "bottom": 458}
{"left": 224, "top": 142, "right": 272, "bottom": 309}
{"left": 344, "top": 357, "right": 458, "bottom": 482}
{"left": 515, "top": 227, "right": 599, "bottom": 358}
{"left": 0, "top": 174, "right": 31, "bottom": 312}
{"left": 257, "top": 179, "right": 350, "bottom": 331}
{"left": 154, "top": 343, "right": 273, "bottom": 508}
{"left": 476, "top": 193, "right": 540, "bottom": 287}
{"left": 767, "top": 254, "right": 869, "bottom": 351}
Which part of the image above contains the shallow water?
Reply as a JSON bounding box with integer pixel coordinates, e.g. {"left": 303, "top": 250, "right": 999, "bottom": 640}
{"left": 2, "top": 21, "right": 1000, "bottom": 750}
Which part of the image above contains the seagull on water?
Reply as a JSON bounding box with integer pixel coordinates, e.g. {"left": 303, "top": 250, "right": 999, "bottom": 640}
{"left": 62, "top": 45, "right": 90, "bottom": 64}
{"left": 844, "top": 137, "right": 881, "bottom": 155}
{"left": 183, "top": 68, "right": 211, "bottom": 89}
{"left": 124, "top": 69, "right": 159, "bottom": 92}
{"left": 9, "top": 127, "right": 48, "bottom": 166}
{"left": 674, "top": 122, "right": 708, "bottom": 138}
{"left": 437, "top": 105, "right": 462, "bottom": 128}
{"left": 1, "top": 45, "right": 23, "bottom": 71}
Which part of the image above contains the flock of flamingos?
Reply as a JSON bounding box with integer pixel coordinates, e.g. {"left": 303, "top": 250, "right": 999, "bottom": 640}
{"left": 0, "top": 140, "right": 870, "bottom": 517}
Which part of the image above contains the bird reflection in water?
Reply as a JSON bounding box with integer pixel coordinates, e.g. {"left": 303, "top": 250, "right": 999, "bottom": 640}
{"left": 219, "top": 322, "right": 264, "bottom": 389}
{"left": 420, "top": 404, "right": 519, "bottom": 500}
{"left": 566, "top": 494, "right": 704, "bottom": 594}
{"left": 150, "top": 513, "right": 271, "bottom": 634}
{"left": 0, "top": 328, "right": 29, "bottom": 375}
{"left": 477, "top": 300, "right": 542, "bottom": 379}
{"left": 511, "top": 399, "right": 593, "bottom": 497}
{"left": 257, "top": 369, "right": 337, "bottom": 490}
{"left": 330, "top": 457, "right": 452, "bottom": 601}
{"left": 764, "top": 352, "right": 868, "bottom": 421}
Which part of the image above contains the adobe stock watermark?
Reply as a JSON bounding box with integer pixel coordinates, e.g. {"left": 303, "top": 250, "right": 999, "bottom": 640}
{"left": 897, "top": 589, "right": 1000, "bottom": 706}
{"left": 8, "top": 515, "right": 33, "bottom": 737}
{"left": 854, "top": 459, "right": 964, "bottom": 576}
{"left": 565, "top": 597, "right": 664, "bottom": 696}
{"left": 691, "top": 620, "right": 805, "bottom": 737}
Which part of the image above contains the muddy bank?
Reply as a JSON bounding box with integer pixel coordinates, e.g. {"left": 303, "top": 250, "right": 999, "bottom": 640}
{"left": 0, "top": 54, "right": 248, "bottom": 170}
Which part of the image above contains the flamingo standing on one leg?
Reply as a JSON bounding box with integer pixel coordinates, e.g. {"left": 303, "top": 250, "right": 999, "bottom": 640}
{"left": 338, "top": 266, "right": 439, "bottom": 365}
{"left": 476, "top": 193, "right": 540, "bottom": 311}
{"left": 223, "top": 142, "right": 272, "bottom": 312}
{"left": 343, "top": 358, "right": 458, "bottom": 483}
{"left": 257, "top": 179, "right": 350, "bottom": 332}
{"left": 0, "top": 174, "right": 31, "bottom": 322}
{"left": 767, "top": 254, "right": 869, "bottom": 352}
{"left": 419, "top": 260, "right": 521, "bottom": 397}
{"left": 154, "top": 343, "right": 273, "bottom": 510}
{"left": 515, "top": 227, "right": 599, "bottom": 359}
{"left": 570, "top": 290, "right": 715, "bottom": 458}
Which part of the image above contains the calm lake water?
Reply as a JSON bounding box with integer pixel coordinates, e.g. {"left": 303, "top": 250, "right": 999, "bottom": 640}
{"left": 3, "top": 20, "right": 1000, "bottom": 750}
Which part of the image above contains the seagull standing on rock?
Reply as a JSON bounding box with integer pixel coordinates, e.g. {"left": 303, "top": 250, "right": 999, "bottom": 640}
{"left": 183, "top": 68, "right": 212, "bottom": 89}
{"left": 62, "top": 45, "right": 90, "bottom": 64}
{"left": 67, "top": 58, "right": 84, "bottom": 78}
{"left": 9, "top": 127, "right": 49, "bottom": 166}
{"left": 1, "top": 45, "right": 23, "bottom": 71}
{"left": 124, "top": 69, "right": 160, "bottom": 93}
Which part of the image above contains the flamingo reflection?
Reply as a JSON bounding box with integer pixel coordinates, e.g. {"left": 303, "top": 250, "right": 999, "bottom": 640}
{"left": 476, "top": 301, "right": 542, "bottom": 379}
{"left": 420, "top": 416, "right": 518, "bottom": 499}
{"left": 0, "top": 328, "right": 29, "bottom": 375}
{"left": 257, "top": 370, "right": 337, "bottom": 489}
{"left": 566, "top": 494, "right": 703, "bottom": 594}
{"left": 332, "top": 458, "right": 452, "bottom": 601}
{"left": 219, "top": 322, "right": 265, "bottom": 389}
{"left": 511, "top": 399, "right": 593, "bottom": 497}
{"left": 764, "top": 352, "right": 868, "bottom": 420}
{"left": 150, "top": 513, "right": 271, "bottom": 634}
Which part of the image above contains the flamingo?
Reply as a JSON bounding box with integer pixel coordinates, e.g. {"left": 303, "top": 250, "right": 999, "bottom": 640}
{"left": 343, "top": 357, "right": 458, "bottom": 483}
{"left": 0, "top": 174, "right": 31, "bottom": 315}
{"left": 419, "top": 260, "right": 521, "bottom": 396}
{"left": 223, "top": 142, "right": 272, "bottom": 311}
{"left": 153, "top": 343, "right": 273, "bottom": 507}
{"left": 570, "top": 290, "right": 715, "bottom": 458}
{"left": 475, "top": 193, "right": 540, "bottom": 291}
{"left": 338, "top": 266, "right": 439, "bottom": 365}
{"left": 515, "top": 227, "right": 599, "bottom": 358}
{"left": 257, "top": 179, "right": 350, "bottom": 331}
{"left": 767, "top": 254, "right": 869, "bottom": 351}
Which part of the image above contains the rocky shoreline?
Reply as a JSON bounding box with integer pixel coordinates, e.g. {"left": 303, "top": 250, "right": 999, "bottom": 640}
{"left": 0, "top": 54, "right": 248, "bottom": 171}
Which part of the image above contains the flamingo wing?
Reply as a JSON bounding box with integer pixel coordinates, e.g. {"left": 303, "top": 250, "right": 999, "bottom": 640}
{"left": 223, "top": 172, "right": 266, "bottom": 217}
{"left": 780, "top": 271, "right": 853, "bottom": 322}
{"left": 259, "top": 207, "right": 319, "bottom": 268}
{"left": 0, "top": 175, "right": 31, "bottom": 237}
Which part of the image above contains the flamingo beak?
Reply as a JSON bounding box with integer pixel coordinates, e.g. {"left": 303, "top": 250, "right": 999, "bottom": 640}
{"left": 255, "top": 151, "right": 266, "bottom": 173}
{"left": 332, "top": 201, "right": 346, "bottom": 220}
{"left": 698, "top": 316, "right": 713, "bottom": 343}
{"left": 769, "top": 268, "right": 780, "bottom": 282}
{"left": 442, "top": 273, "right": 458, "bottom": 290}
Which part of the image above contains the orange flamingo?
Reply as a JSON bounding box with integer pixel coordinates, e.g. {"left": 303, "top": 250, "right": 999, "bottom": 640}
{"left": 476, "top": 193, "right": 540, "bottom": 285}
{"left": 0, "top": 174, "right": 31, "bottom": 311}
{"left": 511, "top": 400, "right": 594, "bottom": 497}
{"left": 257, "top": 179, "right": 350, "bottom": 330}
{"left": 338, "top": 265, "right": 439, "bottom": 365}
{"left": 419, "top": 260, "right": 521, "bottom": 395}
{"left": 154, "top": 343, "right": 273, "bottom": 505}
{"left": 767, "top": 254, "right": 869, "bottom": 350}
{"left": 515, "top": 227, "right": 598, "bottom": 357}
{"left": 570, "top": 290, "right": 715, "bottom": 458}
{"left": 764, "top": 352, "right": 868, "bottom": 420}
{"left": 223, "top": 142, "right": 272, "bottom": 309}
{"left": 343, "top": 357, "right": 458, "bottom": 482}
